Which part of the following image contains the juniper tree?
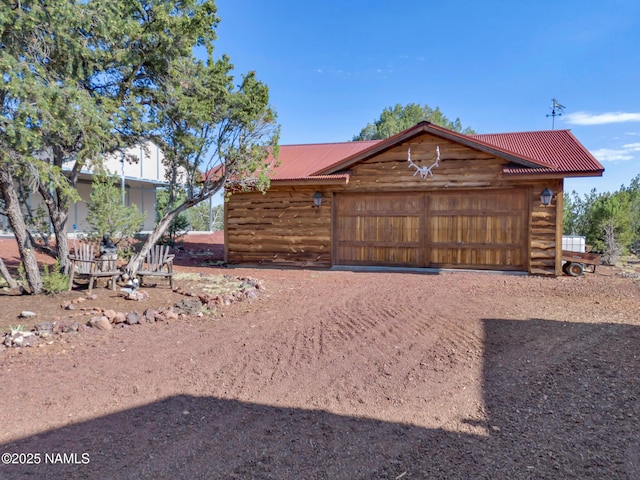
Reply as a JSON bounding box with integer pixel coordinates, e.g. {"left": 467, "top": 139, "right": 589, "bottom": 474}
{"left": 1, "top": 0, "right": 279, "bottom": 291}
{"left": 86, "top": 173, "right": 146, "bottom": 245}
{"left": 353, "top": 103, "right": 475, "bottom": 141}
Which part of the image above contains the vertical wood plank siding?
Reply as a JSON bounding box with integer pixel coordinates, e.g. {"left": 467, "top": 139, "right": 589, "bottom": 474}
{"left": 425, "top": 190, "right": 528, "bottom": 270}
{"left": 334, "top": 193, "right": 423, "bottom": 266}
{"left": 225, "top": 133, "right": 564, "bottom": 275}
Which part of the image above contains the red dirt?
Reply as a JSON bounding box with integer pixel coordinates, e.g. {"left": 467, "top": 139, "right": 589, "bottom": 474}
{"left": 0, "top": 233, "right": 225, "bottom": 332}
{"left": 1, "top": 235, "right": 639, "bottom": 479}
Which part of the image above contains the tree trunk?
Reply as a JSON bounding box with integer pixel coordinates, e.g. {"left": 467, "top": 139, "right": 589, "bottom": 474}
{"left": 125, "top": 213, "right": 176, "bottom": 277}
{"left": 602, "top": 220, "right": 621, "bottom": 266}
{"left": 52, "top": 212, "right": 71, "bottom": 274}
{"left": 0, "top": 257, "right": 19, "bottom": 290}
{"left": 54, "top": 222, "right": 71, "bottom": 273}
{"left": 38, "top": 183, "right": 71, "bottom": 273}
{"left": 124, "top": 181, "right": 223, "bottom": 277}
{"left": 41, "top": 147, "right": 76, "bottom": 273}
{"left": 0, "top": 164, "right": 43, "bottom": 294}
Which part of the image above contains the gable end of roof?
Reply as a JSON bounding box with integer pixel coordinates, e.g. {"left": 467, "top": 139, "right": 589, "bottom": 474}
{"left": 318, "top": 122, "right": 558, "bottom": 175}
{"left": 267, "top": 122, "right": 604, "bottom": 182}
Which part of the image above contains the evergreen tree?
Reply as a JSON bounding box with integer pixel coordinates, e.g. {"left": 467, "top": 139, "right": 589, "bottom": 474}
{"left": 1, "top": 0, "right": 279, "bottom": 289}
{"left": 156, "top": 189, "right": 190, "bottom": 245}
{"left": 563, "top": 174, "right": 640, "bottom": 262}
{"left": 353, "top": 103, "right": 475, "bottom": 141}
{"left": 188, "top": 202, "right": 224, "bottom": 231}
{"left": 86, "top": 174, "right": 146, "bottom": 245}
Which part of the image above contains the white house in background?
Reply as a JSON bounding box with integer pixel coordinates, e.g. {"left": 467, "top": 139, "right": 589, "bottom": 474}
{"left": 0, "top": 141, "right": 168, "bottom": 234}
{"left": 66, "top": 141, "right": 169, "bottom": 233}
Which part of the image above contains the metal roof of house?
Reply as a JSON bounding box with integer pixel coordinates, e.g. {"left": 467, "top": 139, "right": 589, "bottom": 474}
{"left": 270, "top": 141, "right": 379, "bottom": 180}
{"left": 268, "top": 122, "right": 604, "bottom": 182}
{"left": 471, "top": 130, "right": 605, "bottom": 176}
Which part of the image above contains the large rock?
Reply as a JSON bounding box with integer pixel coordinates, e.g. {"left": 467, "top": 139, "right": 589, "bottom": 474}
{"left": 125, "top": 311, "right": 140, "bottom": 325}
{"left": 58, "top": 321, "right": 80, "bottom": 334}
{"left": 61, "top": 300, "right": 74, "bottom": 310}
{"left": 126, "top": 291, "right": 149, "bottom": 301}
{"left": 143, "top": 309, "right": 157, "bottom": 323}
{"left": 161, "top": 309, "right": 179, "bottom": 321}
{"left": 89, "top": 316, "right": 112, "bottom": 331}
{"left": 173, "top": 298, "right": 203, "bottom": 315}
{"left": 245, "top": 289, "right": 258, "bottom": 301}
{"left": 34, "top": 322, "right": 54, "bottom": 337}
{"left": 6, "top": 331, "right": 38, "bottom": 347}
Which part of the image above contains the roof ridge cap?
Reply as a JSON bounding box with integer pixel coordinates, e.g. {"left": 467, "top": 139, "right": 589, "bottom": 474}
{"left": 472, "top": 129, "right": 571, "bottom": 136}
{"left": 280, "top": 139, "right": 381, "bottom": 147}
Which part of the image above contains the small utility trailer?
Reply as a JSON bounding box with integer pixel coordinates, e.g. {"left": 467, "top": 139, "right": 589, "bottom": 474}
{"left": 561, "top": 235, "right": 601, "bottom": 276}
{"left": 561, "top": 251, "right": 601, "bottom": 276}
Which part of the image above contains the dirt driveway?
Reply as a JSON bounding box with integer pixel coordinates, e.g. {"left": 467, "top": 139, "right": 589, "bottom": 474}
{"left": 1, "top": 238, "right": 639, "bottom": 478}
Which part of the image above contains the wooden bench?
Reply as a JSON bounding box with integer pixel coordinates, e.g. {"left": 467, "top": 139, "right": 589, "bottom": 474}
{"left": 137, "top": 244, "right": 175, "bottom": 289}
{"left": 68, "top": 243, "right": 120, "bottom": 291}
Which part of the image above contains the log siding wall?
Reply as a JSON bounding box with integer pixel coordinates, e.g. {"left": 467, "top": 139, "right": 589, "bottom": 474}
{"left": 225, "top": 187, "right": 333, "bottom": 267}
{"left": 225, "top": 133, "right": 564, "bottom": 275}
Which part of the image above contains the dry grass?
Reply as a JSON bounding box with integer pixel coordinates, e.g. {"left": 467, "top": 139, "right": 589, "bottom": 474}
{"left": 173, "top": 272, "right": 245, "bottom": 295}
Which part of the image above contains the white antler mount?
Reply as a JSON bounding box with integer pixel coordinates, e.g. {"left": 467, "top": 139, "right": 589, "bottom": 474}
{"left": 407, "top": 146, "right": 440, "bottom": 179}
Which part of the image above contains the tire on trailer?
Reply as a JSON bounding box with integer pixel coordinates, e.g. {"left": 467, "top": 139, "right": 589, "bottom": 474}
{"left": 565, "top": 262, "right": 585, "bottom": 277}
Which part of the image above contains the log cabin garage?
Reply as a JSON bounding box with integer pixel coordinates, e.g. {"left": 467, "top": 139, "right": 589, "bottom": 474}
{"left": 224, "top": 122, "right": 604, "bottom": 276}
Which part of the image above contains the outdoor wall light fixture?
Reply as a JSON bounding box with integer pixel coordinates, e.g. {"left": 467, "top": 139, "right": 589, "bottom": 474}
{"left": 540, "top": 188, "right": 554, "bottom": 207}
{"left": 312, "top": 191, "right": 323, "bottom": 207}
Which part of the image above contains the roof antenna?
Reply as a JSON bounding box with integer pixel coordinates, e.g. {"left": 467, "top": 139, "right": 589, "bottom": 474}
{"left": 546, "top": 98, "right": 565, "bottom": 130}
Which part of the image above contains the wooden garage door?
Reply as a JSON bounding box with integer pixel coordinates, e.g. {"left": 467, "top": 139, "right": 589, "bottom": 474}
{"left": 335, "top": 193, "right": 424, "bottom": 266}
{"left": 426, "top": 190, "right": 527, "bottom": 270}
{"left": 334, "top": 190, "right": 528, "bottom": 270}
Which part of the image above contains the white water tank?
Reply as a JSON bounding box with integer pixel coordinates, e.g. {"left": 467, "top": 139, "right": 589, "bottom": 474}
{"left": 562, "top": 235, "right": 586, "bottom": 253}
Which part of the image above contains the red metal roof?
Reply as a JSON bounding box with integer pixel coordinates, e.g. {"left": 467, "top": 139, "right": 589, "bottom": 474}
{"left": 268, "top": 123, "right": 603, "bottom": 182}
{"left": 270, "top": 141, "right": 379, "bottom": 180}
{"left": 471, "top": 130, "right": 604, "bottom": 175}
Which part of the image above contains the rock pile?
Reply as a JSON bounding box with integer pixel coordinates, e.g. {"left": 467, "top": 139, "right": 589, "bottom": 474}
{"left": 2, "top": 320, "right": 67, "bottom": 347}
{"left": 173, "top": 276, "right": 264, "bottom": 310}
{"left": 3, "top": 329, "right": 38, "bottom": 348}
{"left": 87, "top": 306, "right": 180, "bottom": 331}
{"left": 1, "top": 275, "right": 263, "bottom": 349}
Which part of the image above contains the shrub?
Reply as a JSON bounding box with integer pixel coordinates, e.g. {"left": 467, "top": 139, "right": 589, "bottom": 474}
{"left": 41, "top": 261, "right": 69, "bottom": 294}
{"left": 156, "top": 188, "right": 190, "bottom": 245}
{"left": 86, "top": 173, "right": 146, "bottom": 246}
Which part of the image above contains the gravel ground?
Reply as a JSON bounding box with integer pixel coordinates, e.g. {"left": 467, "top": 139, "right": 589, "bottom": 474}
{"left": 0, "top": 235, "right": 639, "bottom": 479}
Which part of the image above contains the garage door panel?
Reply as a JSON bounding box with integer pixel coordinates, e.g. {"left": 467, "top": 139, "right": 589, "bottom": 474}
{"left": 335, "top": 190, "right": 528, "bottom": 270}
{"left": 427, "top": 191, "right": 527, "bottom": 270}
{"left": 430, "top": 193, "right": 526, "bottom": 213}
{"left": 336, "top": 216, "right": 419, "bottom": 243}
{"left": 337, "top": 194, "right": 422, "bottom": 215}
{"left": 429, "top": 214, "right": 524, "bottom": 245}
{"left": 335, "top": 193, "right": 422, "bottom": 266}
{"left": 429, "top": 246, "right": 523, "bottom": 269}
{"left": 336, "top": 245, "right": 419, "bottom": 265}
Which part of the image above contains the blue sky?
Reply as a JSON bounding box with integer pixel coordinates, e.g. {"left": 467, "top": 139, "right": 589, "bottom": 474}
{"left": 212, "top": 0, "right": 640, "bottom": 197}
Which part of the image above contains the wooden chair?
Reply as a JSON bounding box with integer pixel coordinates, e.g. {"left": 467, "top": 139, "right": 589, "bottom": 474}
{"left": 137, "top": 244, "right": 175, "bottom": 289}
{"left": 68, "top": 243, "right": 120, "bottom": 292}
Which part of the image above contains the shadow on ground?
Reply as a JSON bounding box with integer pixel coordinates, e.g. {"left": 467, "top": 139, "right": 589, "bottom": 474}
{"left": 2, "top": 318, "right": 639, "bottom": 479}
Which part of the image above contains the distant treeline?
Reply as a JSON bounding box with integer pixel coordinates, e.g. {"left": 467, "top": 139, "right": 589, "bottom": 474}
{"left": 564, "top": 175, "right": 640, "bottom": 264}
